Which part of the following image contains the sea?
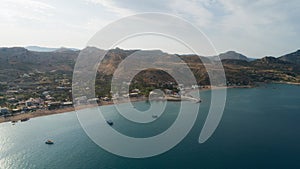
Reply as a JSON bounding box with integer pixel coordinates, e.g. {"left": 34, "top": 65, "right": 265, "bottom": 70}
{"left": 1, "top": 84, "right": 300, "bottom": 169}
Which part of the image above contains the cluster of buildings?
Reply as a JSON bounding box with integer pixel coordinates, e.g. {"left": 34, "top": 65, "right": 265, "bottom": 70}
{"left": 0, "top": 73, "right": 75, "bottom": 117}
{"left": 0, "top": 88, "right": 73, "bottom": 117}
{"left": 111, "top": 88, "right": 141, "bottom": 99}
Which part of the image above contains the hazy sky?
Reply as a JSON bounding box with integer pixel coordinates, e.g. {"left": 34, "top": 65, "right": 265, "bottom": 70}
{"left": 0, "top": 0, "right": 299, "bottom": 57}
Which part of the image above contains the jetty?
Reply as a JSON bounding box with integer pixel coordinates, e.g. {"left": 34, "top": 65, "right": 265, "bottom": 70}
{"left": 165, "top": 95, "right": 201, "bottom": 102}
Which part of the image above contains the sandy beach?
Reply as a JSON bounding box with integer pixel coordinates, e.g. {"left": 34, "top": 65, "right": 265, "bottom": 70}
{"left": 0, "top": 96, "right": 148, "bottom": 124}
{"left": 0, "top": 107, "right": 76, "bottom": 123}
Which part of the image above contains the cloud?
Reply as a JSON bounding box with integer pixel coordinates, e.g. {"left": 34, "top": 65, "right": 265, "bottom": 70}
{"left": 85, "top": 0, "right": 134, "bottom": 16}
{"left": 87, "top": 0, "right": 299, "bottom": 56}
{"left": 168, "top": 0, "right": 214, "bottom": 28}
{"left": 210, "top": 0, "right": 300, "bottom": 56}
{"left": 0, "top": 0, "right": 54, "bottom": 22}
{"left": 1, "top": 0, "right": 299, "bottom": 56}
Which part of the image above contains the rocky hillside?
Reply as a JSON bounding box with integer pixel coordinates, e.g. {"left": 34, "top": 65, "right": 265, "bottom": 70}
{"left": 279, "top": 49, "right": 300, "bottom": 65}
{"left": 210, "top": 51, "right": 250, "bottom": 61}
{"left": 96, "top": 48, "right": 300, "bottom": 86}
{"left": 0, "top": 47, "right": 78, "bottom": 82}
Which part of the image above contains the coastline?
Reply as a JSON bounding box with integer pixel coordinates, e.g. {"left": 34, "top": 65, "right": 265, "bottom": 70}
{"left": 0, "top": 107, "right": 75, "bottom": 124}
{"left": 0, "top": 83, "right": 296, "bottom": 124}
{"left": 273, "top": 81, "right": 300, "bottom": 85}
{"left": 0, "top": 85, "right": 248, "bottom": 124}
{"left": 0, "top": 96, "right": 148, "bottom": 124}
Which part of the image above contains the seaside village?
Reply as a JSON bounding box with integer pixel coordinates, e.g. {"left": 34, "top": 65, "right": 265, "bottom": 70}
{"left": 0, "top": 74, "right": 75, "bottom": 118}
{"left": 0, "top": 88, "right": 73, "bottom": 118}
{"left": 0, "top": 76, "right": 202, "bottom": 119}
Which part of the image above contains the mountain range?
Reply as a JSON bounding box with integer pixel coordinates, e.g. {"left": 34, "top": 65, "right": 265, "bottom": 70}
{"left": 0, "top": 47, "right": 299, "bottom": 95}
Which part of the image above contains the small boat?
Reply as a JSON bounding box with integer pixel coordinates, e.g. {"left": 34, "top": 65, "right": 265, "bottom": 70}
{"left": 45, "top": 140, "right": 54, "bottom": 145}
{"left": 106, "top": 120, "right": 113, "bottom": 126}
{"left": 152, "top": 115, "right": 158, "bottom": 118}
{"left": 11, "top": 120, "right": 17, "bottom": 123}
{"left": 196, "top": 99, "right": 202, "bottom": 103}
{"left": 20, "top": 118, "right": 30, "bottom": 122}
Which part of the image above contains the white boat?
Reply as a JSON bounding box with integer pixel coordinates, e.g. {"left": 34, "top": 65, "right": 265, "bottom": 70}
{"left": 45, "top": 140, "right": 54, "bottom": 144}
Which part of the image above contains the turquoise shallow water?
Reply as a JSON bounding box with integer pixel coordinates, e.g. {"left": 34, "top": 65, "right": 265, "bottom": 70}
{"left": 1, "top": 84, "right": 300, "bottom": 169}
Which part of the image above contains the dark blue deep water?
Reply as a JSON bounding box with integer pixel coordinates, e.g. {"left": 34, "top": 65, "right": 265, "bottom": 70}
{"left": 1, "top": 84, "right": 300, "bottom": 169}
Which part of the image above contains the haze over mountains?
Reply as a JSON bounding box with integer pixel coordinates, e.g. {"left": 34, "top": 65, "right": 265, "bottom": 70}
{"left": 25, "top": 46, "right": 79, "bottom": 52}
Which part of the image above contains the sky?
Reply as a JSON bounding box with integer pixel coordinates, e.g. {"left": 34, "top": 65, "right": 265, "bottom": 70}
{"left": 0, "top": 0, "right": 299, "bottom": 58}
